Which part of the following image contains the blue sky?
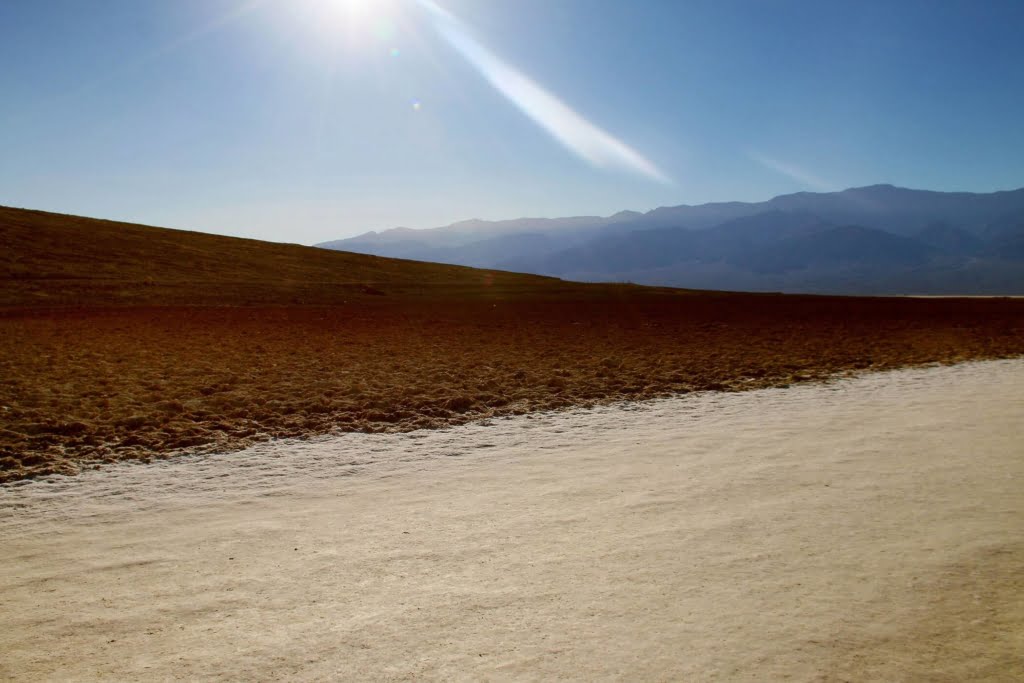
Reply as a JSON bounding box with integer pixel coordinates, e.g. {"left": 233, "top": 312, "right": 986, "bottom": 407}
{"left": 2, "top": 0, "right": 1023, "bottom": 244}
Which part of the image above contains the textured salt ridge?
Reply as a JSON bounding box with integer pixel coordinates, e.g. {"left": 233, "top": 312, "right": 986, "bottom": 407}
{"left": 1, "top": 358, "right": 1020, "bottom": 536}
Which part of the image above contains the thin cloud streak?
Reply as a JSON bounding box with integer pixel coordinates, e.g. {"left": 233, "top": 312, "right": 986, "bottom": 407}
{"left": 418, "top": 0, "right": 670, "bottom": 184}
{"left": 747, "top": 151, "right": 836, "bottom": 192}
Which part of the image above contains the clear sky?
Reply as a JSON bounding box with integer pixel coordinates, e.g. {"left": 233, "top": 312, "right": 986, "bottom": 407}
{"left": 2, "top": 0, "right": 1023, "bottom": 244}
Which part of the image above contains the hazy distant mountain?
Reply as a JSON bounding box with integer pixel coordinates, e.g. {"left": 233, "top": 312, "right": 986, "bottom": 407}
{"left": 734, "top": 225, "right": 936, "bottom": 274}
{"left": 914, "top": 222, "right": 985, "bottom": 255}
{"left": 318, "top": 185, "right": 1024, "bottom": 294}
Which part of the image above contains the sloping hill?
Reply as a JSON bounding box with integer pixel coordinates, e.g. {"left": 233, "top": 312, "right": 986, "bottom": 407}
{"left": 0, "top": 206, "right": 563, "bottom": 307}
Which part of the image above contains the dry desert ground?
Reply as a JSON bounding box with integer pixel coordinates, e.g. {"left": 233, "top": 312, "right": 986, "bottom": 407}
{"left": 1, "top": 359, "right": 1022, "bottom": 680}
{"left": 2, "top": 206, "right": 1023, "bottom": 680}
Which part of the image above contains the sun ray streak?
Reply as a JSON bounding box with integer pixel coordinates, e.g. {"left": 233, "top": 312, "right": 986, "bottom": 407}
{"left": 417, "top": 0, "right": 670, "bottom": 184}
{"left": 747, "top": 151, "right": 835, "bottom": 191}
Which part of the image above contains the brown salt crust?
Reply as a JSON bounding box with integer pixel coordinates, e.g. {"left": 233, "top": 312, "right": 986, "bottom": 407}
{"left": 2, "top": 293, "right": 1022, "bottom": 483}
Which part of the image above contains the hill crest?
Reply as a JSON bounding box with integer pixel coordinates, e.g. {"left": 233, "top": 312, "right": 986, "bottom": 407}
{"left": 0, "top": 206, "right": 562, "bottom": 307}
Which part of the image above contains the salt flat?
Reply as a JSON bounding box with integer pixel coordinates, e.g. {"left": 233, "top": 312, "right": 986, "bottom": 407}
{"left": 1, "top": 360, "right": 1022, "bottom": 681}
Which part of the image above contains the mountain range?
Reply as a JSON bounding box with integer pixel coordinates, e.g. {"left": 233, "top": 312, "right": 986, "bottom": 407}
{"left": 318, "top": 185, "right": 1024, "bottom": 295}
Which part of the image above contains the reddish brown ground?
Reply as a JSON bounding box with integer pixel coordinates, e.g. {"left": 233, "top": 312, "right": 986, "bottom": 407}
{"left": 3, "top": 206, "right": 1023, "bottom": 481}
{"left": 2, "top": 293, "right": 1022, "bottom": 482}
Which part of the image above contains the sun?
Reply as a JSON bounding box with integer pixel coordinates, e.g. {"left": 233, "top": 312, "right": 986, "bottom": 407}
{"left": 331, "top": 0, "right": 376, "bottom": 18}
{"left": 319, "top": 0, "right": 388, "bottom": 26}
{"left": 306, "top": 0, "right": 401, "bottom": 46}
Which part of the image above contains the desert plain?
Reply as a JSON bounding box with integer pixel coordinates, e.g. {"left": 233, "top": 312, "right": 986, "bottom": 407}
{"left": 3, "top": 206, "right": 1024, "bottom": 482}
{"left": 2, "top": 206, "right": 1024, "bottom": 680}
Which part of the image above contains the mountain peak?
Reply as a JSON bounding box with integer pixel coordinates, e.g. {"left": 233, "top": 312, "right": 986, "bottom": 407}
{"left": 851, "top": 183, "right": 899, "bottom": 191}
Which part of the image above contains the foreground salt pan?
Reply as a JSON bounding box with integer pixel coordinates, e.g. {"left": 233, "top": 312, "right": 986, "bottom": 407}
{"left": 2, "top": 360, "right": 1022, "bottom": 681}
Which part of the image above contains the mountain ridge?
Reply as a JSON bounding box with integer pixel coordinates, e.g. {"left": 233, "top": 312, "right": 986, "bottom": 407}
{"left": 319, "top": 184, "right": 1024, "bottom": 294}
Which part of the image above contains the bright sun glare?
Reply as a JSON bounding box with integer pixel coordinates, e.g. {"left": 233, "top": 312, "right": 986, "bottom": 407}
{"left": 311, "top": 0, "right": 399, "bottom": 47}
{"left": 320, "top": 0, "right": 386, "bottom": 25}
{"left": 303, "top": 0, "right": 668, "bottom": 182}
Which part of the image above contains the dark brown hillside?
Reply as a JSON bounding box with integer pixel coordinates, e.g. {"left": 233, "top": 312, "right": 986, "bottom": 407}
{"left": 0, "top": 206, "right": 567, "bottom": 307}
{"left": 2, "top": 206, "right": 1023, "bottom": 482}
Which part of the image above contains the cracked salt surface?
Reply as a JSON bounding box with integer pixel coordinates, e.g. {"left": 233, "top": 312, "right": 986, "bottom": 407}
{"left": 1, "top": 359, "right": 1022, "bottom": 681}
{"left": 1, "top": 359, "right": 1020, "bottom": 529}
